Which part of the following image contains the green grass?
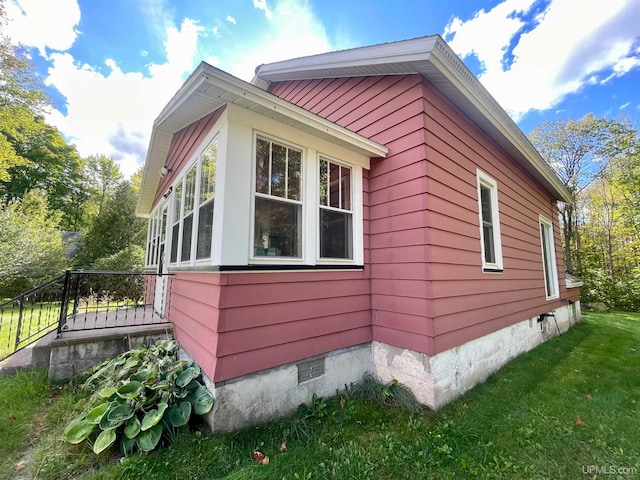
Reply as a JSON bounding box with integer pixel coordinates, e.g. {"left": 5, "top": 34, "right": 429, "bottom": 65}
{"left": 5, "top": 311, "right": 640, "bottom": 479}
{"left": 0, "top": 369, "right": 50, "bottom": 480}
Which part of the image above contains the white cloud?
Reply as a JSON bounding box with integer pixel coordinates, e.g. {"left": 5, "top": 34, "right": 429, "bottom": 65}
{"left": 5, "top": 0, "right": 81, "bottom": 55}
{"left": 220, "top": 0, "right": 331, "bottom": 81}
{"left": 254, "top": 0, "right": 273, "bottom": 20}
{"left": 226, "top": 15, "right": 236, "bottom": 24}
{"left": 444, "top": 0, "right": 640, "bottom": 120}
{"left": 44, "top": 18, "right": 203, "bottom": 176}
{"left": 620, "top": 102, "right": 630, "bottom": 110}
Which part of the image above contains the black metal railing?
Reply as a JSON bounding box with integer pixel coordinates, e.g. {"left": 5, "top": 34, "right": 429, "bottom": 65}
{"left": 0, "top": 271, "right": 173, "bottom": 361}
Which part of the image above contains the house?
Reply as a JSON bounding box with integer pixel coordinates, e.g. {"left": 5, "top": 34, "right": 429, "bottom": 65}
{"left": 136, "top": 35, "right": 582, "bottom": 432}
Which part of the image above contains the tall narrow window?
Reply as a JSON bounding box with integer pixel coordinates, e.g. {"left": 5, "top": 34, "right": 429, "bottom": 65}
{"left": 540, "top": 216, "right": 559, "bottom": 298}
{"left": 253, "top": 137, "right": 302, "bottom": 258}
{"left": 170, "top": 182, "right": 182, "bottom": 263}
{"left": 476, "top": 170, "right": 503, "bottom": 272}
{"left": 319, "top": 158, "right": 353, "bottom": 259}
{"left": 196, "top": 141, "right": 217, "bottom": 260}
{"left": 181, "top": 166, "right": 196, "bottom": 262}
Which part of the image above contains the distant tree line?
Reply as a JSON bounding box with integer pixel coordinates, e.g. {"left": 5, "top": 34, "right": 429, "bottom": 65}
{"left": 0, "top": 4, "right": 145, "bottom": 299}
{"left": 530, "top": 114, "right": 640, "bottom": 310}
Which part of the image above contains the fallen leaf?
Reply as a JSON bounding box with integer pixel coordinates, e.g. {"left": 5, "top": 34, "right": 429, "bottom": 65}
{"left": 8, "top": 415, "right": 16, "bottom": 421}
{"left": 584, "top": 394, "right": 592, "bottom": 400}
{"left": 252, "top": 451, "right": 269, "bottom": 465}
{"left": 575, "top": 417, "right": 585, "bottom": 426}
{"left": 280, "top": 442, "right": 287, "bottom": 452}
{"left": 16, "top": 461, "right": 26, "bottom": 471}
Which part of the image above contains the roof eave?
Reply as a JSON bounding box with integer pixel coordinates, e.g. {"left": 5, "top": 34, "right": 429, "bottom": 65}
{"left": 253, "top": 35, "right": 573, "bottom": 204}
{"left": 137, "top": 63, "right": 388, "bottom": 216}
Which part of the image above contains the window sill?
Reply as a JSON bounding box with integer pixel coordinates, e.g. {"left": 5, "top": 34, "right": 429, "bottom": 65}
{"left": 482, "top": 267, "right": 504, "bottom": 274}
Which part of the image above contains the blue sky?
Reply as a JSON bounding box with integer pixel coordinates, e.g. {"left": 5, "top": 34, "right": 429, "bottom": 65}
{"left": 5, "top": 0, "right": 640, "bottom": 175}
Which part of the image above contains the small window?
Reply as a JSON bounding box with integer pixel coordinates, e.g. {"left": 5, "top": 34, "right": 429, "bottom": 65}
{"left": 319, "top": 158, "right": 353, "bottom": 259}
{"left": 540, "top": 216, "right": 559, "bottom": 299}
{"left": 476, "top": 170, "right": 503, "bottom": 272}
{"left": 253, "top": 136, "right": 302, "bottom": 258}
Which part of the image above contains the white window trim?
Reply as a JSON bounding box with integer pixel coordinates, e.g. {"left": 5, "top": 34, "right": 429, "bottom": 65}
{"left": 539, "top": 215, "right": 559, "bottom": 300}
{"left": 476, "top": 169, "right": 503, "bottom": 272}
{"left": 249, "top": 131, "right": 363, "bottom": 266}
{"left": 317, "top": 155, "right": 355, "bottom": 263}
{"left": 167, "top": 133, "right": 219, "bottom": 268}
{"left": 250, "top": 132, "right": 306, "bottom": 264}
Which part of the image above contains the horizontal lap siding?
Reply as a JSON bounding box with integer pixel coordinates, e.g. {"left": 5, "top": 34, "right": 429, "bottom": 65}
{"left": 169, "top": 272, "right": 223, "bottom": 380}
{"left": 421, "top": 78, "right": 568, "bottom": 353}
{"left": 270, "top": 74, "right": 571, "bottom": 360}
{"left": 213, "top": 271, "right": 371, "bottom": 381}
{"left": 271, "top": 76, "right": 435, "bottom": 356}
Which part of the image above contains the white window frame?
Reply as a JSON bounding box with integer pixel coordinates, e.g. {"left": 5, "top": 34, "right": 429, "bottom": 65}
{"left": 168, "top": 136, "right": 218, "bottom": 267}
{"left": 539, "top": 215, "right": 559, "bottom": 299}
{"left": 318, "top": 156, "right": 353, "bottom": 261}
{"left": 250, "top": 133, "right": 305, "bottom": 263}
{"left": 476, "top": 169, "right": 503, "bottom": 272}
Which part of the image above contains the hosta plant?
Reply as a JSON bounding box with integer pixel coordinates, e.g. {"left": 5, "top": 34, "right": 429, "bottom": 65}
{"left": 64, "top": 339, "right": 214, "bottom": 455}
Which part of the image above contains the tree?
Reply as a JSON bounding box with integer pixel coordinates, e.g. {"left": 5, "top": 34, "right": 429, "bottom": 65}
{"left": 1, "top": 118, "right": 87, "bottom": 230}
{"left": 530, "top": 114, "right": 637, "bottom": 273}
{"left": 0, "top": 190, "right": 68, "bottom": 298}
{"left": 0, "top": 2, "right": 49, "bottom": 182}
{"left": 84, "top": 154, "right": 123, "bottom": 218}
{"left": 74, "top": 180, "right": 147, "bottom": 269}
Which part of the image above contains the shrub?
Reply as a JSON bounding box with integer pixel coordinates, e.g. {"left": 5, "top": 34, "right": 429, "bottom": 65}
{"left": 64, "top": 339, "right": 214, "bottom": 456}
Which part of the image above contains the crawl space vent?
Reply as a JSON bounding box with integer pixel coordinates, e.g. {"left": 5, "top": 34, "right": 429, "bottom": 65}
{"left": 297, "top": 357, "right": 325, "bottom": 383}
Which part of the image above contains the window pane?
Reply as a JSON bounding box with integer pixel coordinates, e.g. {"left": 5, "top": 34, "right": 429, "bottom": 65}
{"left": 271, "top": 143, "right": 286, "bottom": 198}
{"left": 329, "top": 162, "right": 340, "bottom": 208}
{"left": 174, "top": 183, "right": 182, "bottom": 219}
{"left": 256, "top": 138, "right": 270, "bottom": 194}
{"left": 320, "top": 209, "right": 353, "bottom": 259}
{"left": 254, "top": 197, "right": 301, "bottom": 257}
{"left": 480, "top": 186, "right": 492, "bottom": 224}
{"left": 483, "top": 225, "right": 495, "bottom": 264}
{"left": 341, "top": 166, "right": 351, "bottom": 210}
{"left": 184, "top": 167, "right": 196, "bottom": 215}
{"left": 288, "top": 148, "right": 301, "bottom": 201}
{"left": 200, "top": 142, "right": 216, "bottom": 205}
{"left": 181, "top": 213, "right": 193, "bottom": 261}
{"left": 170, "top": 224, "right": 179, "bottom": 263}
{"left": 319, "top": 159, "right": 328, "bottom": 206}
{"left": 196, "top": 200, "right": 214, "bottom": 260}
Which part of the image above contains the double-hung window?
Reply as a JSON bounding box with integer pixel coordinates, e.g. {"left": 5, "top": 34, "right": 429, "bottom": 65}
{"left": 476, "top": 170, "right": 503, "bottom": 272}
{"left": 319, "top": 158, "right": 353, "bottom": 259}
{"left": 539, "top": 215, "right": 559, "bottom": 299}
{"left": 253, "top": 136, "right": 302, "bottom": 258}
{"left": 196, "top": 142, "right": 217, "bottom": 260}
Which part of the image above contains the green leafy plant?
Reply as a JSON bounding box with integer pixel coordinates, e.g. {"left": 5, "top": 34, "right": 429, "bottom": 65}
{"left": 63, "top": 339, "right": 214, "bottom": 456}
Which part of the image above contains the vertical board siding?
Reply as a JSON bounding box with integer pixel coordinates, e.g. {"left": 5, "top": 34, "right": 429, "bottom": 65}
{"left": 271, "top": 74, "right": 573, "bottom": 358}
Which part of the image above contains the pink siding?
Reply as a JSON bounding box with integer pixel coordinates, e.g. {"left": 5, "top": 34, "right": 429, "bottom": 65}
{"left": 165, "top": 270, "right": 372, "bottom": 382}
{"left": 270, "top": 74, "right": 574, "bottom": 358}
{"left": 152, "top": 108, "right": 225, "bottom": 207}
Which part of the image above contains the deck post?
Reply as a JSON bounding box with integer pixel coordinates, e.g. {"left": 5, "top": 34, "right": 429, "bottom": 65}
{"left": 57, "top": 270, "right": 72, "bottom": 337}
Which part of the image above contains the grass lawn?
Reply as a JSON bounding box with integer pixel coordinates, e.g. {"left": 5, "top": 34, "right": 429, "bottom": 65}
{"left": 2, "top": 311, "right": 639, "bottom": 479}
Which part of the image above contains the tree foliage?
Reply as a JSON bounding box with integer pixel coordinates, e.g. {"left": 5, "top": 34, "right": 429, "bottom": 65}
{"left": 74, "top": 180, "right": 147, "bottom": 269}
{"left": 0, "top": 191, "right": 68, "bottom": 298}
{"left": 530, "top": 114, "right": 637, "bottom": 273}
